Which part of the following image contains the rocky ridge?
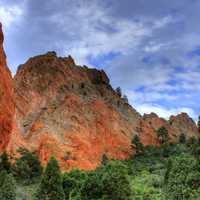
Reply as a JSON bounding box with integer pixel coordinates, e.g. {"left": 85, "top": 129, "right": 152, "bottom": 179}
{"left": 0, "top": 24, "right": 199, "bottom": 170}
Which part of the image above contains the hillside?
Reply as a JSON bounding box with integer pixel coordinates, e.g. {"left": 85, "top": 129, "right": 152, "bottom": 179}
{"left": 0, "top": 23, "right": 199, "bottom": 170}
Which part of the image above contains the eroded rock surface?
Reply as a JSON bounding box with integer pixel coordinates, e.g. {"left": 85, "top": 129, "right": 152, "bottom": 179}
{"left": 0, "top": 23, "right": 14, "bottom": 151}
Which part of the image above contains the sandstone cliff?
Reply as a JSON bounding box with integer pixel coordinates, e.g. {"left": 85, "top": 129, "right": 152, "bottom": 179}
{"left": 0, "top": 23, "right": 14, "bottom": 151}
{"left": 13, "top": 51, "right": 142, "bottom": 170}
{"left": 0, "top": 24, "right": 199, "bottom": 170}
{"left": 12, "top": 51, "right": 199, "bottom": 170}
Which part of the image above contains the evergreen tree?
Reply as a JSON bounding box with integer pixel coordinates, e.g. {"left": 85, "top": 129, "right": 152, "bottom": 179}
{"left": 0, "top": 171, "right": 16, "bottom": 200}
{"left": 187, "top": 136, "right": 197, "bottom": 147}
{"left": 198, "top": 116, "right": 200, "bottom": 133}
{"left": 102, "top": 154, "right": 109, "bottom": 165}
{"left": 122, "top": 95, "right": 129, "bottom": 104}
{"left": 179, "top": 133, "right": 186, "bottom": 144}
{"left": 132, "top": 135, "right": 145, "bottom": 155}
{"left": 115, "top": 87, "right": 122, "bottom": 97}
{"left": 63, "top": 169, "right": 88, "bottom": 199}
{"left": 81, "top": 161, "right": 132, "bottom": 200}
{"left": 34, "top": 157, "right": 65, "bottom": 200}
{"left": 0, "top": 152, "right": 11, "bottom": 173}
{"left": 0, "top": 170, "right": 7, "bottom": 187}
{"left": 157, "top": 126, "right": 169, "bottom": 144}
{"left": 12, "top": 148, "right": 42, "bottom": 184}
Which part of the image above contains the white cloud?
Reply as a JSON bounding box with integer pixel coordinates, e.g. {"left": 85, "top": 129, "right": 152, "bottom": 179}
{"left": 0, "top": 6, "right": 22, "bottom": 29}
{"left": 57, "top": 2, "right": 174, "bottom": 66}
{"left": 153, "top": 16, "right": 173, "bottom": 29}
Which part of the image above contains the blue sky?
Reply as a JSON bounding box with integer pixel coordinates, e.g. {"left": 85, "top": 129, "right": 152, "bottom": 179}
{"left": 0, "top": 0, "right": 200, "bottom": 120}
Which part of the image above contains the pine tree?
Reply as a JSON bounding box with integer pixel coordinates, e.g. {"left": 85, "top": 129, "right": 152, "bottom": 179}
{"left": 122, "top": 95, "right": 129, "bottom": 104}
{"left": 0, "top": 171, "right": 16, "bottom": 200}
{"left": 34, "top": 157, "right": 65, "bottom": 200}
{"left": 12, "top": 148, "right": 42, "bottom": 184}
{"left": 102, "top": 154, "right": 109, "bottom": 165}
{"left": 198, "top": 116, "right": 200, "bottom": 133}
{"left": 0, "top": 152, "right": 11, "bottom": 173}
{"left": 115, "top": 87, "right": 122, "bottom": 97}
{"left": 132, "top": 135, "right": 145, "bottom": 155}
{"left": 157, "top": 126, "right": 169, "bottom": 144}
{"left": 179, "top": 133, "right": 186, "bottom": 144}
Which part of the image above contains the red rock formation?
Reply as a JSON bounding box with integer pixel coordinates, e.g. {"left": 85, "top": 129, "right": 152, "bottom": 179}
{"left": 12, "top": 50, "right": 200, "bottom": 170}
{"left": 0, "top": 23, "right": 14, "bottom": 151}
{"left": 0, "top": 24, "right": 199, "bottom": 171}
{"left": 13, "top": 52, "right": 142, "bottom": 170}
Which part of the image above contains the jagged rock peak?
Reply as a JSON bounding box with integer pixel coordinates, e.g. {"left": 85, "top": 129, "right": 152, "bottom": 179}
{"left": 15, "top": 51, "right": 110, "bottom": 87}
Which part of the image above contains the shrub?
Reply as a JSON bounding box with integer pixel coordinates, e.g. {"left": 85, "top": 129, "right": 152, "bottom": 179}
{"left": 0, "top": 171, "right": 16, "bottom": 200}
{"left": 165, "top": 154, "right": 200, "bottom": 199}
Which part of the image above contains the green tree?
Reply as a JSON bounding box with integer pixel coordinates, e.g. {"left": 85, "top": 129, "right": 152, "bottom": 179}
{"left": 0, "top": 152, "right": 11, "bottom": 173}
{"left": 165, "top": 155, "right": 200, "bottom": 199}
{"left": 63, "top": 169, "right": 87, "bottom": 199}
{"left": 102, "top": 154, "right": 109, "bottom": 165}
{"left": 179, "top": 133, "right": 186, "bottom": 144}
{"left": 157, "top": 126, "right": 169, "bottom": 144}
{"left": 81, "top": 161, "right": 132, "bottom": 200}
{"left": 34, "top": 157, "right": 65, "bottom": 200}
{"left": 187, "top": 136, "right": 197, "bottom": 147}
{"left": 198, "top": 116, "right": 200, "bottom": 133}
{"left": 132, "top": 135, "right": 145, "bottom": 155}
{"left": 0, "top": 171, "right": 16, "bottom": 200}
{"left": 115, "top": 87, "right": 122, "bottom": 97}
{"left": 12, "top": 148, "right": 42, "bottom": 184}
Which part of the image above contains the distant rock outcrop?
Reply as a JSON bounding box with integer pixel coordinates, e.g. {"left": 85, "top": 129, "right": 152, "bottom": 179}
{"left": 0, "top": 23, "right": 199, "bottom": 170}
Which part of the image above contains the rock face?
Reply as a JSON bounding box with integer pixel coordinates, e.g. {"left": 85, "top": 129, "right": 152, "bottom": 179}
{"left": 0, "top": 23, "right": 14, "bottom": 151}
{"left": 12, "top": 51, "right": 199, "bottom": 170}
{"left": 13, "top": 52, "right": 142, "bottom": 170}
{"left": 0, "top": 24, "right": 199, "bottom": 170}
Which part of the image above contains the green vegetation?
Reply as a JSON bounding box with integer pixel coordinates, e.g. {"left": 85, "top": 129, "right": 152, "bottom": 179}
{"left": 0, "top": 171, "right": 16, "bottom": 200}
{"left": 132, "top": 135, "right": 145, "bottom": 155}
{"left": 157, "top": 126, "right": 169, "bottom": 144}
{"left": 0, "top": 151, "right": 11, "bottom": 173}
{"left": 1, "top": 128, "right": 200, "bottom": 199}
{"left": 12, "top": 148, "right": 42, "bottom": 184}
{"left": 34, "top": 157, "right": 65, "bottom": 200}
{"left": 81, "top": 161, "right": 132, "bottom": 200}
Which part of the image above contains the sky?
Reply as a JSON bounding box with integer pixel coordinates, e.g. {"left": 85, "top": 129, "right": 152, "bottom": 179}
{"left": 0, "top": 0, "right": 200, "bottom": 120}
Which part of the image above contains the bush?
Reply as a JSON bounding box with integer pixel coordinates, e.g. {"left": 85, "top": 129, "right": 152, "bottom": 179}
{"left": 131, "top": 170, "right": 162, "bottom": 199}
{"left": 0, "top": 171, "right": 16, "bottom": 200}
{"left": 165, "top": 154, "right": 200, "bottom": 199}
